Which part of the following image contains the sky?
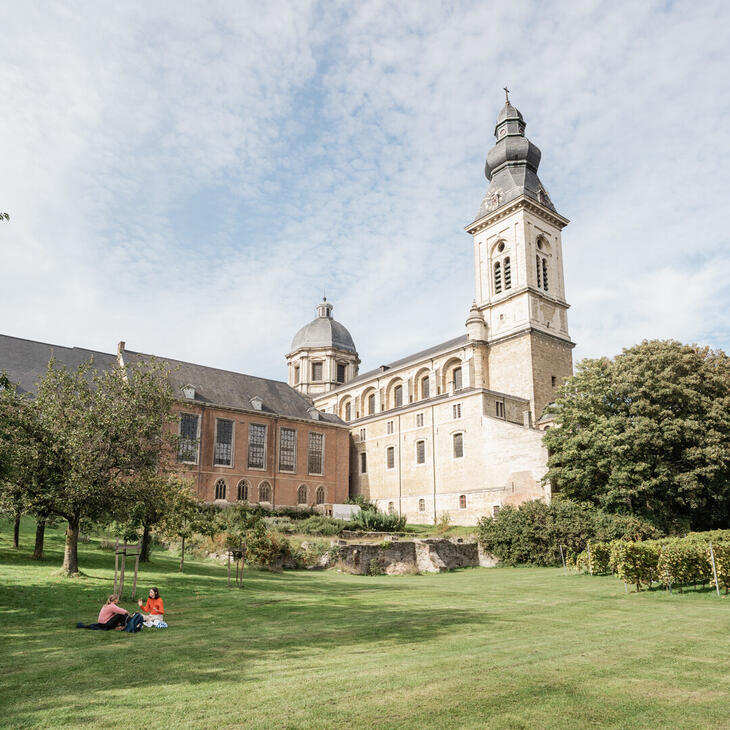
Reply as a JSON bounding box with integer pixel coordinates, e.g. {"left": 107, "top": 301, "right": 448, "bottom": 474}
{"left": 1, "top": 0, "right": 729, "bottom": 381}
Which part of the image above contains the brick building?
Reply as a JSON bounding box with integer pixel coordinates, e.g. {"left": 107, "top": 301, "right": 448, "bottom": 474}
{"left": 0, "top": 335, "right": 350, "bottom": 508}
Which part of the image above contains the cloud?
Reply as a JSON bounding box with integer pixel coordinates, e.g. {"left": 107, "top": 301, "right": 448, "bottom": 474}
{"left": 1, "top": 0, "right": 728, "bottom": 381}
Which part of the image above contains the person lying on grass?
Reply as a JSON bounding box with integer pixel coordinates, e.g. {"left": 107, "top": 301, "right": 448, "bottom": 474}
{"left": 77, "top": 594, "right": 130, "bottom": 630}
{"left": 138, "top": 587, "right": 164, "bottom": 623}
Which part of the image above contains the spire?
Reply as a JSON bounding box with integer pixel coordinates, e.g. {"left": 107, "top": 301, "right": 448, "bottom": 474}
{"left": 474, "top": 94, "right": 555, "bottom": 219}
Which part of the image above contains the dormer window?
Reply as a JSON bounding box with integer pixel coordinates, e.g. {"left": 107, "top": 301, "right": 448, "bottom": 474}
{"left": 250, "top": 396, "right": 263, "bottom": 411}
{"left": 182, "top": 384, "right": 196, "bottom": 400}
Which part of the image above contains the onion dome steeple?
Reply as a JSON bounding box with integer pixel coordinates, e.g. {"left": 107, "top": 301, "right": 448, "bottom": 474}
{"left": 475, "top": 91, "right": 555, "bottom": 219}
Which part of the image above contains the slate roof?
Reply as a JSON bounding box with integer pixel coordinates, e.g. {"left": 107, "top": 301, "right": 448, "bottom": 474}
{"left": 473, "top": 100, "right": 556, "bottom": 222}
{"left": 325, "top": 334, "right": 469, "bottom": 393}
{"left": 0, "top": 333, "right": 343, "bottom": 425}
{"left": 290, "top": 317, "right": 357, "bottom": 354}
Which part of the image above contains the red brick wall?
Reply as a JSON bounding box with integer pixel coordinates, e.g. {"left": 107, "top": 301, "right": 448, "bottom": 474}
{"left": 171, "top": 404, "right": 350, "bottom": 507}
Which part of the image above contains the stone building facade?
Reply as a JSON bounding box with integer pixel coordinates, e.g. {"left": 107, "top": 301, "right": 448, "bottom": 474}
{"left": 286, "top": 96, "right": 574, "bottom": 525}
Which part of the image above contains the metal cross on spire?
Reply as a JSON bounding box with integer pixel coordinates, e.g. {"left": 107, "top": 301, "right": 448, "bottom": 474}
{"left": 503, "top": 86, "right": 510, "bottom": 103}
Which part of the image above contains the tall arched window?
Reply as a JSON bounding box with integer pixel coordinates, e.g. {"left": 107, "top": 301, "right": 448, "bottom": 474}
{"left": 394, "top": 384, "right": 403, "bottom": 408}
{"left": 421, "top": 375, "right": 430, "bottom": 399}
{"left": 315, "top": 486, "right": 325, "bottom": 505}
{"left": 297, "top": 484, "right": 307, "bottom": 505}
{"left": 494, "top": 261, "right": 502, "bottom": 294}
{"left": 237, "top": 479, "right": 248, "bottom": 501}
{"left": 503, "top": 257, "right": 511, "bottom": 289}
{"left": 258, "top": 481, "right": 272, "bottom": 503}
{"left": 368, "top": 392, "right": 375, "bottom": 415}
{"left": 536, "top": 254, "right": 542, "bottom": 288}
{"left": 344, "top": 401, "right": 351, "bottom": 421}
{"left": 542, "top": 258, "right": 549, "bottom": 291}
{"left": 418, "top": 498, "right": 425, "bottom": 512}
{"left": 453, "top": 432, "right": 464, "bottom": 459}
{"left": 214, "top": 479, "right": 227, "bottom": 500}
{"left": 459, "top": 494, "right": 467, "bottom": 509}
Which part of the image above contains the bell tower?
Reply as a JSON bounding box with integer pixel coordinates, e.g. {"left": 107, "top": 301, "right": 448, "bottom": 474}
{"left": 465, "top": 93, "right": 574, "bottom": 420}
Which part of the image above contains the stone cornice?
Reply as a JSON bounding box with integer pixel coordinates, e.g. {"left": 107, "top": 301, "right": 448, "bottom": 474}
{"left": 465, "top": 194, "right": 570, "bottom": 235}
{"left": 488, "top": 326, "right": 576, "bottom": 349}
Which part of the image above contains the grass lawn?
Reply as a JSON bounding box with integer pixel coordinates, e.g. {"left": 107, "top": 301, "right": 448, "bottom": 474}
{"left": 1, "top": 521, "right": 729, "bottom": 729}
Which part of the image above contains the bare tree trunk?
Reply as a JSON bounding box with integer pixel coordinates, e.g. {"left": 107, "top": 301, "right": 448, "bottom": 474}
{"left": 62, "top": 515, "right": 80, "bottom": 575}
{"left": 12, "top": 511, "right": 21, "bottom": 549}
{"left": 140, "top": 523, "right": 152, "bottom": 563}
{"left": 32, "top": 519, "right": 46, "bottom": 560}
{"left": 179, "top": 535, "right": 185, "bottom": 572}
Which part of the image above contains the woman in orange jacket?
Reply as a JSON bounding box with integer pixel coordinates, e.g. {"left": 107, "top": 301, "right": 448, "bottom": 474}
{"left": 138, "top": 587, "right": 164, "bottom": 621}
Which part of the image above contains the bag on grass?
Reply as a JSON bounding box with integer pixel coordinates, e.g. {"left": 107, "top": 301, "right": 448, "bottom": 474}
{"left": 123, "top": 612, "right": 144, "bottom": 633}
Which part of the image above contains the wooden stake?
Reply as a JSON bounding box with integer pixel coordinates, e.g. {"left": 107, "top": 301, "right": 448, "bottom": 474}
{"left": 131, "top": 542, "right": 140, "bottom": 600}
{"left": 227, "top": 550, "right": 231, "bottom": 588}
{"left": 559, "top": 544, "right": 567, "bottom": 575}
{"left": 587, "top": 543, "right": 592, "bottom": 575}
{"left": 114, "top": 539, "right": 119, "bottom": 595}
{"left": 119, "top": 548, "right": 126, "bottom": 598}
{"left": 710, "top": 542, "right": 721, "bottom": 597}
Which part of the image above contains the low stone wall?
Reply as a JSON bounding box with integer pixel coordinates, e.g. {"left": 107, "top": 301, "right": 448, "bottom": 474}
{"left": 337, "top": 538, "right": 496, "bottom": 575}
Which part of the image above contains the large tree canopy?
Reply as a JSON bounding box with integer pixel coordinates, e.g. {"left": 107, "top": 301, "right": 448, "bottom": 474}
{"left": 543, "top": 340, "right": 730, "bottom": 532}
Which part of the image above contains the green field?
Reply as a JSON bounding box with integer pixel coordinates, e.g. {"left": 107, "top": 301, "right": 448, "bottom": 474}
{"left": 1, "top": 522, "right": 729, "bottom": 729}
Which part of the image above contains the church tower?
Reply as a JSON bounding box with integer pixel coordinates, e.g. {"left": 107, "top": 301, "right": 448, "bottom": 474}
{"left": 465, "top": 94, "right": 574, "bottom": 420}
{"left": 286, "top": 298, "right": 360, "bottom": 397}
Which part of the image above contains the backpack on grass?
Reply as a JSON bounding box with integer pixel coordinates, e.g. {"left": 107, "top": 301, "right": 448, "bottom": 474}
{"left": 124, "top": 612, "right": 144, "bottom": 633}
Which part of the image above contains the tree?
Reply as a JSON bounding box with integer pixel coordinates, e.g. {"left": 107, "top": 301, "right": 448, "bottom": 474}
{"left": 158, "top": 486, "right": 205, "bottom": 572}
{"left": 34, "top": 357, "right": 175, "bottom": 575}
{"left": 543, "top": 340, "right": 730, "bottom": 531}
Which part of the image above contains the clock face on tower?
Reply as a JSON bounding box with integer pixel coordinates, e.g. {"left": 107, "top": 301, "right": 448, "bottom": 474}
{"left": 498, "top": 127, "right": 507, "bottom": 138}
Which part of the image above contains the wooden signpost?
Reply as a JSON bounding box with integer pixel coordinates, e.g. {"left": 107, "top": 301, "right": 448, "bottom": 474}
{"left": 114, "top": 539, "right": 141, "bottom": 599}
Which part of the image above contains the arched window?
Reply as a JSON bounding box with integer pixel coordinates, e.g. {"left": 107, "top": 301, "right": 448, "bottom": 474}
{"left": 237, "top": 479, "right": 248, "bottom": 501}
{"left": 344, "top": 401, "right": 351, "bottom": 421}
{"left": 394, "top": 384, "right": 403, "bottom": 408}
{"left": 297, "top": 484, "right": 307, "bottom": 505}
{"left": 416, "top": 440, "right": 426, "bottom": 464}
{"left": 258, "top": 481, "right": 272, "bottom": 503}
{"left": 315, "top": 486, "right": 325, "bottom": 505}
{"left": 459, "top": 494, "right": 467, "bottom": 509}
{"left": 494, "top": 261, "right": 502, "bottom": 294}
{"left": 421, "top": 375, "right": 430, "bottom": 399}
{"left": 453, "top": 432, "right": 464, "bottom": 459}
{"left": 214, "top": 478, "right": 227, "bottom": 500}
{"left": 368, "top": 392, "right": 375, "bottom": 415}
{"left": 388, "top": 502, "right": 395, "bottom": 514}
{"left": 536, "top": 254, "right": 542, "bottom": 288}
{"left": 503, "top": 257, "right": 511, "bottom": 289}
{"left": 418, "top": 498, "right": 425, "bottom": 512}
{"left": 386, "top": 446, "right": 395, "bottom": 469}
{"left": 542, "top": 258, "right": 549, "bottom": 291}
{"left": 452, "top": 367, "right": 462, "bottom": 391}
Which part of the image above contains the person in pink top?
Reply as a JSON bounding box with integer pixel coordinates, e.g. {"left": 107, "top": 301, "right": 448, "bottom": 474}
{"left": 97, "top": 594, "right": 130, "bottom": 628}
{"left": 77, "top": 594, "right": 130, "bottom": 630}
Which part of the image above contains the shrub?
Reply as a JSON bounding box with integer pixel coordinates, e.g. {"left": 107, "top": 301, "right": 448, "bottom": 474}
{"left": 708, "top": 542, "right": 730, "bottom": 593}
{"left": 245, "top": 523, "right": 291, "bottom": 571}
{"left": 263, "top": 516, "right": 296, "bottom": 534}
{"left": 609, "top": 541, "right": 661, "bottom": 591}
{"left": 351, "top": 509, "right": 406, "bottom": 533}
{"left": 366, "top": 558, "right": 382, "bottom": 576}
{"left": 657, "top": 540, "right": 712, "bottom": 591}
{"left": 347, "top": 495, "right": 377, "bottom": 511}
{"left": 476, "top": 499, "right": 661, "bottom": 567}
{"left": 587, "top": 541, "right": 611, "bottom": 574}
{"left": 299, "top": 515, "right": 347, "bottom": 537}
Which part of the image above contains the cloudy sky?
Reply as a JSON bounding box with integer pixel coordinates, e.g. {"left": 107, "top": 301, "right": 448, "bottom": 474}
{"left": 1, "top": 0, "right": 728, "bottom": 380}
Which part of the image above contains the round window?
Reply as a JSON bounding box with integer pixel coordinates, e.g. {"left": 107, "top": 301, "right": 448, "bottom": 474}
{"left": 497, "top": 242, "right": 505, "bottom": 253}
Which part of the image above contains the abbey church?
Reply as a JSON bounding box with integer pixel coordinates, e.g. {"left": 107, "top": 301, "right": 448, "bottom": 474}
{"left": 287, "top": 96, "right": 574, "bottom": 524}
{"left": 0, "top": 96, "right": 574, "bottom": 526}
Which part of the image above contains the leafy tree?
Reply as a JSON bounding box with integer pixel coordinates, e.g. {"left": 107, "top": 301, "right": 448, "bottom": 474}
{"left": 158, "top": 486, "right": 207, "bottom": 572}
{"left": 34, "top": 357, "right": 175, "bottom": 575}
{"left": 544, "top": 340, "right": 730, "bottom": 531}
